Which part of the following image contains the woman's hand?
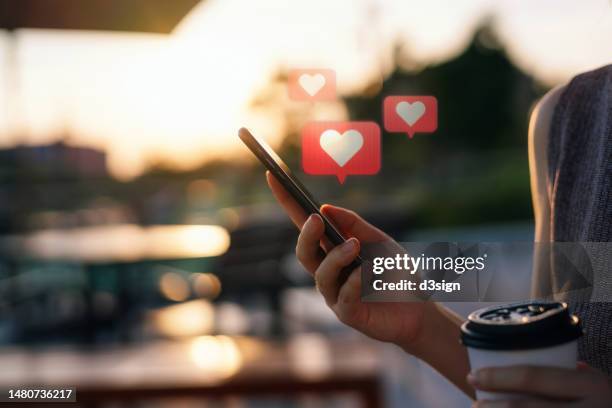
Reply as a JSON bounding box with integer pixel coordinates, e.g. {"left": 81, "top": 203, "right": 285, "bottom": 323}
{"left": 469, "top": 363, "right": 612, "bottom": 407}
{"left": 266, "top": 171, "right": 427, "bottom": 347}
{"left": 266, "top": 171, "right": 474, "bottom": 396}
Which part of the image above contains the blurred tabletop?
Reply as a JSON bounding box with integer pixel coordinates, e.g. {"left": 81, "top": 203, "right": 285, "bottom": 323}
{"left": 0, "top": 334, "right": 383, "bottom": 407}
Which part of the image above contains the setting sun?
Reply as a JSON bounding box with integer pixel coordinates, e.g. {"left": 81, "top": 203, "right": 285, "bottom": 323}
{"left": 1, "top": 0, "right": 611, "bottom": 179}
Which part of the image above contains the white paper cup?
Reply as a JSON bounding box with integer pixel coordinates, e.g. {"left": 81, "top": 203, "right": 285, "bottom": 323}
{"left": 461, "top": 302, "right": 582, "bottom": 401}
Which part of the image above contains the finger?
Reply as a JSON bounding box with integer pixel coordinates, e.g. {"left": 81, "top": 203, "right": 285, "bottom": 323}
{"left": 469, "top": 365, "right": 594, "bottom": 399}
{"left": 315, "top": 237, "right": 360, "bottom": 305}
{"left": 321, "top": 205, "right": 388, "bottom": 241}
{"left": 474, "top": 399, "right": 572, "bottom": 408}
{"left": 332, "top": 265, "right": 362, "bottom": 323}
{"left": 266, "top": 172, "right": 334, "bottom": 251}
{"left": 336, "top": 262, "right": 362, "bottom": 305}
{"left": 266, "top": 171, "right": 308, "bottom": 228}
{"left": 296, "top": 214, "right": 326, "bottom": 274}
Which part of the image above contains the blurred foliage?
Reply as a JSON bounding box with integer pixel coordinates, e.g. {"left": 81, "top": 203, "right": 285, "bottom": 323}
{"left": 272, "top": 24, "right": 545, "bottom": 228}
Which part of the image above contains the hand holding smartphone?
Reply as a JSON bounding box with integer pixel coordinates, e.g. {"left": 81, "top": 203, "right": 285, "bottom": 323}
{"left": 238, "top": 127, "right": 363, "bottom": 281}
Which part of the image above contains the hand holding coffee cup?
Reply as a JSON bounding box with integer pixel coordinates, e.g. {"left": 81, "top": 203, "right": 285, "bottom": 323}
{"left": 461, "top": 301, "right": 582, "bottom": 401}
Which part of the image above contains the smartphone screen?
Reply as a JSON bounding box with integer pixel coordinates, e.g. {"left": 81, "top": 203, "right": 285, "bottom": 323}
{"left": 238, "top": 127, "right": 363, "bottom": 277}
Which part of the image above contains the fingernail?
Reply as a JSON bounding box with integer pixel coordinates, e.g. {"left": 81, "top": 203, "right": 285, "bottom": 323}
{"left": 342, "top": 238, "right": 357, "bottom": 254}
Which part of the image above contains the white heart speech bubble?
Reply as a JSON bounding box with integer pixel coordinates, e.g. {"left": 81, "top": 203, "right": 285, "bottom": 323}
{"left": 319, "top": 129, "right": 364, "bottom": 167}
{"left": 396, "top": 101, "right": 426, "bottom": 126}
{"left": 298, "top": 73, "right": 326, "bottom": 96}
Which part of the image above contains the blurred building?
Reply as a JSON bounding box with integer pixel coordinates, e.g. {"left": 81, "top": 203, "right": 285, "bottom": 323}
{"left": 0, "top": 139, "right": 108, "bottom": 179}
{"left": 0, "top": 139, "right": 113, "bottom": 233}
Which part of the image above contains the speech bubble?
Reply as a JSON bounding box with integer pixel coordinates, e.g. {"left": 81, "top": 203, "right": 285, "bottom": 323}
{"left": 288, "top": 69, "right": 336, "bottom": 101}
{"left": 383, "top": 96, "right": 438, "bottom": 138}
{"left": 302, "top": 121, "right": 381, "bottom": 183}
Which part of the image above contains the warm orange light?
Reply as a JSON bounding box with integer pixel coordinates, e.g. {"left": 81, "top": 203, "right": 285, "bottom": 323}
{"left": 17, "top": 224, "right": 230, "bottom": 262}
{"left": 287, "top": 333, "right": 332, "bottom": 380}
{"left": 150, "top": 299, "right": 215, "bottom": 338}
{"left": 159, "top": 272, "right": 190, "bottom": 302}
{"left": 4, "top": 1, "right": 610, "bottom": 179}
{"left": 146, "top": 225, "right": 230, "bottom": 259}
{"left": 189, "top": 335, "right": 243, "bottom": 380}
{"left": 191, "top": 273, "right": 222, "bottom": 299}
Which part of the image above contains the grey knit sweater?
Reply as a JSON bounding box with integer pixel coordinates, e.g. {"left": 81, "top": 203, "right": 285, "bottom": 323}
{"left": 548, "top": 64, "right": 612, "bottom": 375}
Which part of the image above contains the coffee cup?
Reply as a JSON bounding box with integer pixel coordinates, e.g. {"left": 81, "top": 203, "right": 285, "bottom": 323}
{"left": 461, "top": 301, "right": 582, "bottom": 400}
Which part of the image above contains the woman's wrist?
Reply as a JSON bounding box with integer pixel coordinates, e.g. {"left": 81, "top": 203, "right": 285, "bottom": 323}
{"left": 395, "top": 302, "right": 455, "bottom": 356}
{"left": 396, "top": 302, "right": 474, "bottom": 398}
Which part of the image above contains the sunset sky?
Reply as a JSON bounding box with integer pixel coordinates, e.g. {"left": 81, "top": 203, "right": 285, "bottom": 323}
{"left": 0, "top": 0, "right": 611, "bottom": 179}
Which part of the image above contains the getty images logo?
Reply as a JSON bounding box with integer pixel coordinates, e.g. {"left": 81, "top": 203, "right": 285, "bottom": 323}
{"left": 372, "top": 253, "right": 488, "bottom": 275}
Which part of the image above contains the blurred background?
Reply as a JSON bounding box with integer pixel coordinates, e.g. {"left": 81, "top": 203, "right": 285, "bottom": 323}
{"left": 0, "top": 0, "right": 611, "bottom": 406}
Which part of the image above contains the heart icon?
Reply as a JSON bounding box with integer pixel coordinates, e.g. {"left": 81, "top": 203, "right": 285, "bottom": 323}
{"left": 319, "top": 129, "right": 364, "bottom": 167}
{"left": 396, "top": 101, "right": 426, "bottom": 126}
{"left": 298, "top": 73, "right": 326, "bottom": 96}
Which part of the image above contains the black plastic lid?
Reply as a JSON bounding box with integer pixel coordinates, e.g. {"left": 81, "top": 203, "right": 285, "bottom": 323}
{"left": 460, "top": 301, "right": 582, "bottom": 350}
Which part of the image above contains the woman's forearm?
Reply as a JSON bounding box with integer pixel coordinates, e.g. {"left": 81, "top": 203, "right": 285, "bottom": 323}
{"left": 398, "top": 302, "right": 474, "bottom": 398}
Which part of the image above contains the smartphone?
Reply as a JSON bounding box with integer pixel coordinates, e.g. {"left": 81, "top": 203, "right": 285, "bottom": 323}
{"left": 238, "top": 127, "right": 363, "bottom": 280}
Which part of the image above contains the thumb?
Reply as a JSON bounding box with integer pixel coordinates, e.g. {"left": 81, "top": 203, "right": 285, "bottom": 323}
{"left": 321, "top": 205, "right": 388, "bottom": 241}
